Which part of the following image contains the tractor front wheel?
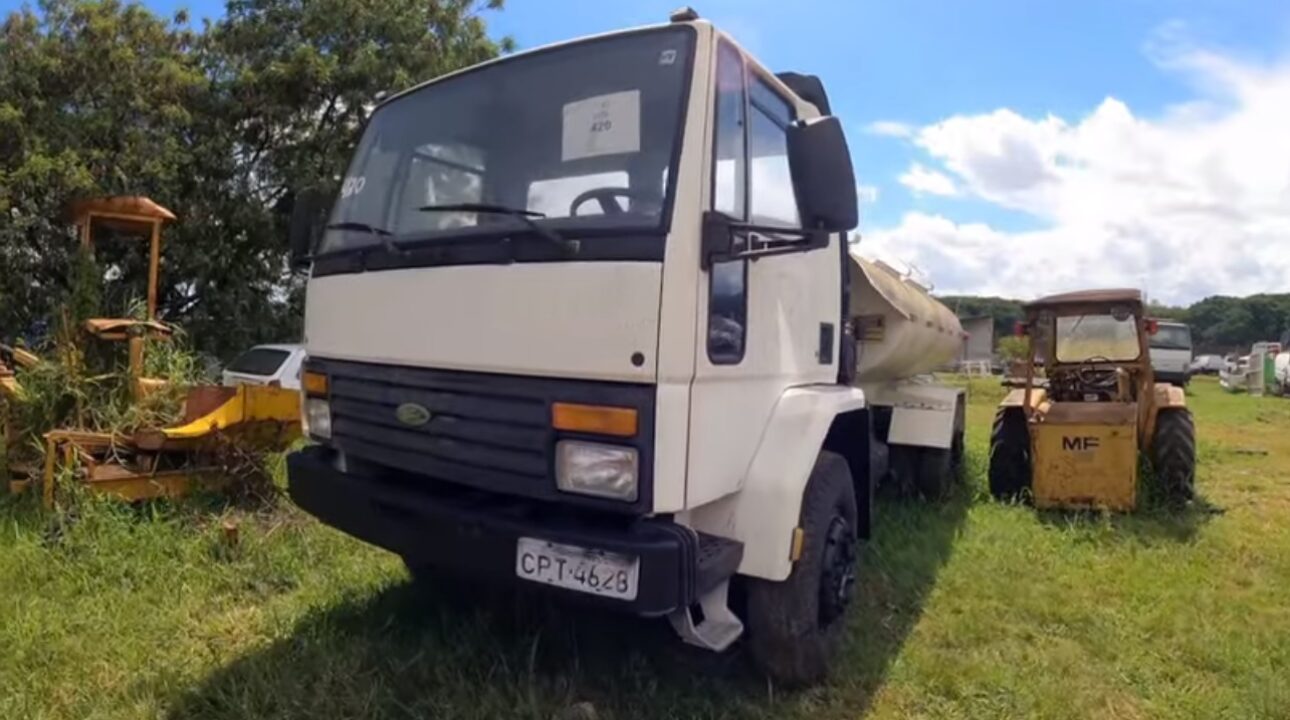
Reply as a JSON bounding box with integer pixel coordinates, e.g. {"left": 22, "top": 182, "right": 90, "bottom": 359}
{"left": 988, "top": 408, "right": 1031, "bottom": 501}
{"left": 1152, "top": 408, "right": 1196, "bottom": 503}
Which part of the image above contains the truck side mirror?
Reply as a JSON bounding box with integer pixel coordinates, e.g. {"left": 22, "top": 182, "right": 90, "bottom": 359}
{"left": 289, "top": 189, "right": 327, "bottom": 270}
{"left": 787, "top": 116, "right": 858, "bottom": 232}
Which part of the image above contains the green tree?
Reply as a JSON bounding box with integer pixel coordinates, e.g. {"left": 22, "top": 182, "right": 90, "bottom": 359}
{"left": 0, "top": 0, "right": 204, "bottom": 339}
{"left": 996, "top": 335, "right": 1028, "bottom": 363}
{"left": 940, "top": 295, "right": 1025, "bottom": 345}
{"left": 1, "top": 0, "right": 510, "bottom": 360}
{"left": 1146, "top": 301, "right": 1187, "bottom": 321}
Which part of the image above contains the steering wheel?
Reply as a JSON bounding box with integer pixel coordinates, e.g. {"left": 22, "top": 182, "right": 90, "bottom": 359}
{"left": 569, "top": 187, "right": 653, "bottom": 217}
{"left": 1077, "top": 356, "right": 1117, "bottom": 389}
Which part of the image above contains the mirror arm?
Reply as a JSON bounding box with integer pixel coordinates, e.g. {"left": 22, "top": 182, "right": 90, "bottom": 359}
{"left": 730, "top": 243, "right": 819, "bottom": 263}
{"left": 700, "top": 211, "right": 734, "bottom": 270}
{"left": 701, "top": 211, "right": 826, "bottom": 269}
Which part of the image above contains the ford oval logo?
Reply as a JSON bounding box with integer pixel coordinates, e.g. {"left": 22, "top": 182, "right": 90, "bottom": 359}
{"left": 395, "top": 403, "right": 432, "bottom": 427}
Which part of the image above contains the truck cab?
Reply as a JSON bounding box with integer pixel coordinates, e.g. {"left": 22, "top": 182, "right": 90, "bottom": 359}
{"left": 286, "top": 10, "right": 961, "bottom": 685}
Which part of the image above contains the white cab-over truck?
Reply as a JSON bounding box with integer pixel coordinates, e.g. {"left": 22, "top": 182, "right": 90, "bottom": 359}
{"left": 1148, "top": 321, "right": 1193, "bottom": 387}
{"left": 286, "top": 9, "right": 966, "bottom": 685}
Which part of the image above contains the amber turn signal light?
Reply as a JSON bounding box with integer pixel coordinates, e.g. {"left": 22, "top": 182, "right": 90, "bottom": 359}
{"left": 302, "top": 370, "right": 329, "bottom": 397}
{"left": 551, "top": 402, "right": 638, "bottom": 438}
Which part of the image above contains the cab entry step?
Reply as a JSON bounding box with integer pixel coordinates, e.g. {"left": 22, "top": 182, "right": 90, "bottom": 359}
{"left": 695, "top": 531, "right": 744, "bottom": 594}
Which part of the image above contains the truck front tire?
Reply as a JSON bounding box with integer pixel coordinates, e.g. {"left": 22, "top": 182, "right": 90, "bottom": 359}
{"left": 745, "top": 451, "right": 857, "bottom": 687}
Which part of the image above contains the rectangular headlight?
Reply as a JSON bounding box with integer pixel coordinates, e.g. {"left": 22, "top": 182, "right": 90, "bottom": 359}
{"left": 556, "top": 440, "right": 638, "bottom": 502}
{"left": 303, "top": 397, "right": 332, "bottom": 440}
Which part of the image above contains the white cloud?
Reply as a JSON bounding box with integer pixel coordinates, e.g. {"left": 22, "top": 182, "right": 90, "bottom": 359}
{"left": 899, "top": 163, "right": 959, "bottom": 196}
{"left": 856, "top": 184, "right": 880, "bottom": 204}
{"left": 865, "top": 120, "right": 915, "bottom": 138}
{"left": 867, "top": 38, "right": 1290, "bottom": 304}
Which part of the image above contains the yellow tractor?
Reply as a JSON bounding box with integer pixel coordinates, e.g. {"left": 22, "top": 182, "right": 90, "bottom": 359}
{"left": 989, "top": 289, "right": 1195, "bottom": 510}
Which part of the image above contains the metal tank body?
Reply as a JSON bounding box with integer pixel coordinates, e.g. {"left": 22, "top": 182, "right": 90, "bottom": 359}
{"left": 848, "top": 253, "right": 967, "bottom": 382}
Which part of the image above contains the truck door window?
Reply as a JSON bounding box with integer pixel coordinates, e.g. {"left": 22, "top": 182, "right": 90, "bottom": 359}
{"left": 709, "top": 260, "right": 747, "bottom": 362}
{"left": 748, "top": 78, "right": 799, "bottom": 227}
{"left": 708, "top": 41, "right": 749, "bottom": 364}
{"left": 712, "top": 42, "right": 747, "bottom": 219}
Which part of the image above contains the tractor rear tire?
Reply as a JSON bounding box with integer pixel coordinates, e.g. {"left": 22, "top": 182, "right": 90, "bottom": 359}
{"left": 988, "top": 408, "right": 1031, "bottom": 501}
{"left": 1152, "top": 408, "right": 1196, "bottom": 503}
{"left": 745, "top": 451, "right": 857, "bottom": 688}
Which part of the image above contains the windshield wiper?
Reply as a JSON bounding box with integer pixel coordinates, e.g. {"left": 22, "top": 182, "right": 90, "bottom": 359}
{"left": 326, "top": 221, "right": 393, "bottom": 236}
{"left": 415, "top": 203, "right": 576, "bottom": 252}
{"left": 324, "top": 221, "right": 406, "bottom": 257}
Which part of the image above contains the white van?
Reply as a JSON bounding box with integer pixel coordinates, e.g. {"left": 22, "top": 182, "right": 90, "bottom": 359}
{"left": 1149, "top": 322, "right": 1192, "bottom": 386}
{"left": 1190, "top": 354, "right": 1223, "bottom": 375}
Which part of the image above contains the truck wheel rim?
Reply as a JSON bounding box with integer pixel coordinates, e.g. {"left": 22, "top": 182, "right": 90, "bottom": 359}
{"left": 819, "top": 515, "right": 856, "bottom": 626}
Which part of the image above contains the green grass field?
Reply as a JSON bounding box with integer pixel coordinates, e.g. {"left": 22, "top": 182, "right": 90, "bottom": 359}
{"left": 2, "top": 376, "right": 1288, "bottom": 719}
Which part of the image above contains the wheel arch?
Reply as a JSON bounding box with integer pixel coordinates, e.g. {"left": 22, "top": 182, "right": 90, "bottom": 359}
{"left": 822, "top": 407, "right": 874, "bottom": 540}
{"left": 1153, "top": 382, "right": 1187, "bottom": 409}
{"left": 695, "top": 385, "right": 866, "bottom": 582}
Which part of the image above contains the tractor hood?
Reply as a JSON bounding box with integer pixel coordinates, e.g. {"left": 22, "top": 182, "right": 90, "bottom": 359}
{"left": 303, "top": 263, "right": 662, "bottom": 383}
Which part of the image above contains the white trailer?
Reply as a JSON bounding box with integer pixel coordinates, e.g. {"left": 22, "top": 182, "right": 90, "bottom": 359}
{"left": 285, "top": 9, "right": 965, "bottom": 686}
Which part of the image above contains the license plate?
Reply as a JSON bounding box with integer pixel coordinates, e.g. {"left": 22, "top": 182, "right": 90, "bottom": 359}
{"left": 515, "top": 537, "right": 639, "bottom": 601}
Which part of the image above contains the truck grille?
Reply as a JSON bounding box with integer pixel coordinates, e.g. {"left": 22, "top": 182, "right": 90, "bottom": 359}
{"left": 310, "top": 358, "right": 656, "bottom": 512}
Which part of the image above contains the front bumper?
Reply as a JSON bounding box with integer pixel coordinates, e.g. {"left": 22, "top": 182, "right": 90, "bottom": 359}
{"left": 1156, "top": 370, "right": 1191, "bottom": 385}
{"left": 288, "top": 446, "right": 741, "bottom": 616}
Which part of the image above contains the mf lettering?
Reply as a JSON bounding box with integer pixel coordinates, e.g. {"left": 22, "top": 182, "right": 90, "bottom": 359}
{"left": 1062, "top": 436, "right": 1101, "bottom": 451}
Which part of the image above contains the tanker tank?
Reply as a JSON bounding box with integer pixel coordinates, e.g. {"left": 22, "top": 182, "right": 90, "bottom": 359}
{"left": 848, "top": 253, "right": 967, "bottom": 383}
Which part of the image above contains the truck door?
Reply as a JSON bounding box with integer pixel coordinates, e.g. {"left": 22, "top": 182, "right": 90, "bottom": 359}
{"left": 686, "top": 41, "right": 842, "bottom": 508}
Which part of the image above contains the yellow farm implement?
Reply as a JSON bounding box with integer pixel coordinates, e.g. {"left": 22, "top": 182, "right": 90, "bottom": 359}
{"left": 29, "top": 384, "right": 300, "bottom": 507}
{"left": 3, "top": 196, "right": 300, "bottom": 507}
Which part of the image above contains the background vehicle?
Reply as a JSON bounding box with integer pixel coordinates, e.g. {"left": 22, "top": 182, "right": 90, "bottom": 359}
{"left": 1190, "top": 354, "right": 1224, "bottom": 375}
{"left": 222, "top": 344, "right": 305, "bottom": 390}
{"left": 1149, "top": 321, "right": 1192, "bottom": 386}
{"left": 989, "top": 289, "right": 1195, "bottom": 510}
{"left": 1275, "top": 351, "right": 1290, "bottom": 395}
{"left": 1221, "top": 343, "right": 1283, "bottom": 395}
{"left": 284, "top": 10, "right": 965, "bottom": 686}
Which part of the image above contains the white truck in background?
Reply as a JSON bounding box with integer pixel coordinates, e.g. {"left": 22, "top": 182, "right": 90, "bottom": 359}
{"left": 284, "top": 9, "right": 965, "bottom": 685}
{"left": 1149, "top": 321, "right": 1193, "bottom": 387}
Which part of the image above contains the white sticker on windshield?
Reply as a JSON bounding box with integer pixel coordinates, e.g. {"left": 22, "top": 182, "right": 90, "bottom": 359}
{"left": 562, "top": 90, "right": 641, "bottom": 162}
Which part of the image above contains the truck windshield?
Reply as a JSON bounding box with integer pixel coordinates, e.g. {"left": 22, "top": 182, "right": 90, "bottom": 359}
{"left": 318, "top": 28, "right": 694, "bottom": 256}
{"left": 1055, "top": 314, "right": 1140, "bottom": 363}
{"left": 1150, "top": 324, "right": 1192, "bottom": 350}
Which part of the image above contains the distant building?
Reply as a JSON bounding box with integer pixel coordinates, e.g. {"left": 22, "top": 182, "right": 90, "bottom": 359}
{"left": 960, "top": 316, "right": 995, "bottom": 372}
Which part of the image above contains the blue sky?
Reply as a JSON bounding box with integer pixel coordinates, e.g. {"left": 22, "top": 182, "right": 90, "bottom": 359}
{"left": 7, "top": 0, "right": 1289, "bottom": 301}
